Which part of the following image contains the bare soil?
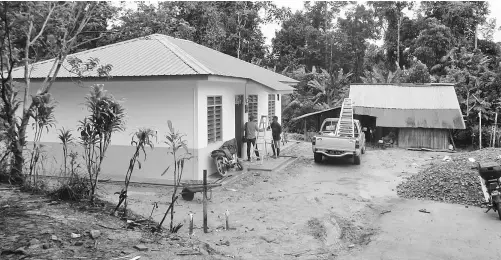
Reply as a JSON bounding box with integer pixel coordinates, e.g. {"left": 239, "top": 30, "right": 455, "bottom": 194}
{"left": 98, "top": 143, "right": 450, "bottom": 259}
{"left": 4, "top": 142, "right": 501, "bottom": 260}
{"left": 0, "top": 187, "right": 231, "bottom": 260}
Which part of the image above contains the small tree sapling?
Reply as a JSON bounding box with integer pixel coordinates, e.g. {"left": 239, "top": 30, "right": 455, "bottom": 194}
{"left": 157, "top": 120, "right": 193, "bottom": 232}
{"left": 112, "top": 128, "right": 156, "bottom": 217}
{"left": 79, "top": 84, "right": 126, "bottom": 203}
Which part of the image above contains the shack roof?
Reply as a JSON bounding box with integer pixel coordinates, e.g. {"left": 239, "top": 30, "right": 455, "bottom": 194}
{"left": 349, "top": 83, "right": 466, "bottom": 129}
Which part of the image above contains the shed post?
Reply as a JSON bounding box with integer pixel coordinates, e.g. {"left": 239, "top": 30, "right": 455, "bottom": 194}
{"left": 479, "top": 111, "right": 482, "bottom": 149}
{"left": 494, "top": 112, "right": 498, "bottom": 147}
{"left": 304, "top": 119, "right": 307, "bottom": 142}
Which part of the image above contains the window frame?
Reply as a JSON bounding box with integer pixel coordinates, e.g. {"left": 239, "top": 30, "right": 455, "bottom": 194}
{"left": 268, "top": 94, "right": 275, "bottom": 122}
{"left": 207, "top": 96, "right": 223, "bottom": 143}
{"left": 248, "top": 94, "right": 258, "bottom": 120}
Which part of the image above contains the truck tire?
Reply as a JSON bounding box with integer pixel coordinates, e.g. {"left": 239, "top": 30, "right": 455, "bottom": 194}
{"left": 314, "top": 153, "right": 323, "bottom": 163}
{"left": 361, "top": 146, "right": 366, "bottom": 154}
{"left": 354, "top": 154, "right": 361, "bottom": 165}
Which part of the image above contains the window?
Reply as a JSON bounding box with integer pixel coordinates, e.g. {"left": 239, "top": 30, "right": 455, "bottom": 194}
{"left": 207, "top": 96, "right": 222, "bottom": 143}
{"left": 248, "top": 95, "right": 258, "bottom": 120}
{"left": 268, "top": 94, "right": 275, "bottom": 122}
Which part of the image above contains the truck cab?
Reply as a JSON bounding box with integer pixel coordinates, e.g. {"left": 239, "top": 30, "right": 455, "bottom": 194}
{"left": 311, "top": 118, "right": 366, "bottom": 165}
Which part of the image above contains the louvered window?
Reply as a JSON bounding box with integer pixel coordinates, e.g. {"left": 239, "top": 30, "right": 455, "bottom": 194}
{"left": 207, "top": 96, "right": 222, "bottom": 143}
{"left": 248, "top": 95, "right": 258, "bottom": 120}
{"left": 268, "top": 94, "right": 275, "bottom": 122}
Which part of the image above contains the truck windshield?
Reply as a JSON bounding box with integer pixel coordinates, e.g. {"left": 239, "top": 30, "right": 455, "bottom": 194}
{"left": 321, "top": 121, "right": 337, "bottom": 132}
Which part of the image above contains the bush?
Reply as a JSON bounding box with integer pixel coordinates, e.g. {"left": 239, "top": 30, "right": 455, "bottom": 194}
{"left": 50, "top": 175, "right": 90, "bottom": 201}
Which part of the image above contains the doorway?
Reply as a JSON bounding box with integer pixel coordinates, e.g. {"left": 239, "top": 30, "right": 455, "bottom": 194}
{"left": 235, "top": 95, "right": 244, "bottom": 157}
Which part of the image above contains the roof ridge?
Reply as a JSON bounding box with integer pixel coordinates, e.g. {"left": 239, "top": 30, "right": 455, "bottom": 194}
{"left": 151, "top": 34, "right": 212, "bottom": 74}
{"left": 165, "top": 35, "right": 294, "bottom": 80}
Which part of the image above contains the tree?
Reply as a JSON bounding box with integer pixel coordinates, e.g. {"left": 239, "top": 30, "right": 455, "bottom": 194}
{"left": 158, "top": 120, "right": 193, "bottom": 232}
{"left": 441, "top": 47, "right": 495, "bottom": 125}
{"left": 307, "top": 67, "right": 353, "bottom": 107}
{"left": 337, "top": 4, "right": 379, "bottom": 81}
{"left": 369, "top": 1, "right": 414, "bottom": 69}
{"left": 113, "top": 128, "right": 156, "bottom": 217}
{"left": 411, "top": 18, "right": 454, "bottom": 75}
{"left": 400, "top": 59, "right": 432, "bottom": 83}
{"left": 79, "top": 84, "right": 126, "bottom": 203}
{"left": 0, "top": 2, "right": 113, "bottom": 184}
{"left": 100, "top": 2, "right": 195, "bottom": 46}
{"left": 420, "top": 1, "right": 489, "bottom": 48}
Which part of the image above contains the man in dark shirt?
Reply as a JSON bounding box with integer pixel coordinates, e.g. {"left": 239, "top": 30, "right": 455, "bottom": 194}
{"left": 270, "top": 116, "right": 282, "bottom": 158}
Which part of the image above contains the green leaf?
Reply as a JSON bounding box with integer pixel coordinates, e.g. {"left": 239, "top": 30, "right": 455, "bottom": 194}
{"left": 167, "top": 120, "right": 174, "bottom": 133}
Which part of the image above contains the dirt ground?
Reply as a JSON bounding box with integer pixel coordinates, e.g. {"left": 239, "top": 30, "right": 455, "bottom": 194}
{"left": 4, "top": 142, "right": 501, "bottom": 259}
{"left": 99, "top": 142, "right": 501, "bottom": 260}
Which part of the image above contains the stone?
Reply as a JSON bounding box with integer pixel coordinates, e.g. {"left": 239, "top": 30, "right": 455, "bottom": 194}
{"left": 71, "top": 233, "right": 81, "bottom": 239}
{"left": 348, "top": 244, "right": 355, "bottom": 248}
{"left": 74, "top": 241, "right": 84, "bottom": 246}
{"left": 28, "top": 239, "right": 42, "bottom": 249}
{"left": 134, "top": 244, "right": 149, "bottom": 251}
{"left": 42, "top": 244, "right": 50, "bottom": 249}
{"left": 51, "top": 235, "right": 58, "bottom": 241}
{"left": 14, "top": 247, "right": 27, "bottom": 255}
{"left": 90, "top": 230, "right": 101, "bottom": 239}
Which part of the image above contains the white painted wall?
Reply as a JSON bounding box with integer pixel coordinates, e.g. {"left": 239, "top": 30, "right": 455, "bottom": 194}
{"left": 15, "top": 75, "right": 284, "bottom": 181}
{"left": 22, "top": 77, "right": 197, "bottom": 148}
{"left": 19, "top": 77, "right": 199, "bottom": 181}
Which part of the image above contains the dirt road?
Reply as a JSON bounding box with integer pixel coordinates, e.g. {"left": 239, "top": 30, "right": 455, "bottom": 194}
{"left": 101, "top": 142, "right": 501, "bottom": 259}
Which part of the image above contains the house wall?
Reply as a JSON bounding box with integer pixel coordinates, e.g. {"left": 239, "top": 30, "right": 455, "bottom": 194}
{"left": 398, "top": 128, "right": 450, "bottom": 150}
{"left": 20, "top": 77, "right": 198, "bottom": 183}
{"left": 195, "top": 78, "right": 278, "bottom": 179}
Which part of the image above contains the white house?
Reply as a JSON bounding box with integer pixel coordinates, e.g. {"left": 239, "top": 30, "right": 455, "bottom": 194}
{"left": 11, "top": 34, "right": 297, "bottom": 183}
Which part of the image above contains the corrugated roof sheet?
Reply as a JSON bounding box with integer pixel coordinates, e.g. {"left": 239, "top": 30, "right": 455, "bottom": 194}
{"left": 349, "top": 84, "right": 461, "bottom": 109}
{"left": 166, "top": 36, "right": 297, "bottom": 91}
{"left": 290, "top": 106, "right": 341, "bottom": 121}
{"left": 10, "top": 34, "right": 297, "bottom": 92}
{"left": 349, "top": 84, "right": 466, "bottom": 129}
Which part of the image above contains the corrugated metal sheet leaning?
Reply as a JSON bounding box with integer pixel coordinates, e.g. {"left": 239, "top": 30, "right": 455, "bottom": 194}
{"left": 349, "top": 84, "right": 466, "bottom": 130}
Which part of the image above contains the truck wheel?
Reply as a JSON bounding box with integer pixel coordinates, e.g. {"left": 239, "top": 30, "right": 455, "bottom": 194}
{"left": 314, "top": 153, "right": 323, "bottom": 163}
{"left": 354, "top": 154, "right": 361, "bottom": 165}
{"left": 361, "top": 146, "right": 366, "bottom": 154}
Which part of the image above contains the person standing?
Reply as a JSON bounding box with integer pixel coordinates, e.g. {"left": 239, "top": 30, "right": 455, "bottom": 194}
{"left": 270, "top": 116, "right": 282, "bottom": 158}
{"left": 244, "top": 115, "right": 261, "bottom": 161}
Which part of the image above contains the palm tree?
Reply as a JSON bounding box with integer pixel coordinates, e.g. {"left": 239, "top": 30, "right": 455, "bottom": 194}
{"left": 307, "top": 67, "right": 353, "bottom": 107}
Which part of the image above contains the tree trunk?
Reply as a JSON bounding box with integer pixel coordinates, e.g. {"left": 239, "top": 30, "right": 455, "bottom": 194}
{"left": 397, "top": 13, "right": 401, "bottom": 69}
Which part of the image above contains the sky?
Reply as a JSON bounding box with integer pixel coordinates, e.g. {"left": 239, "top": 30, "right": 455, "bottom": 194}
{"left": 113, "top": 0, "right": 501, "bottom": 47}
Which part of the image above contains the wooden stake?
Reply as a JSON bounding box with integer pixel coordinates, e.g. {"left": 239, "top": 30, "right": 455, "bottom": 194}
{"left": 479, "top": 111, "right": 482, "bottom": 149}
{"left": 225, "top": 210, "right": 230, "bottom": 230}
{"left": 203, "top": 170, "right": 208, "bottom": 233}
{"left": 189, "top": 213, "right": 194, "bottom": 236}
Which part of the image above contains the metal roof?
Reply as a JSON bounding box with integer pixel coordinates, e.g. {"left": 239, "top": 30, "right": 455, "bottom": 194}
{"left": 290, "top": 106, "right": 341, "bottom": 121}
{"left": 349, "top": 84, "right": 466, "bottom": 129}
{"left": 349, "top": 84, "right": 461, "bottom": 109}
{"left": 10, "top": 34, "right": 297, "bottom": 92}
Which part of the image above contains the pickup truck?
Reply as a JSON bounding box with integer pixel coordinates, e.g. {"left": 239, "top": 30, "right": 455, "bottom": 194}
{"left": 311, "top": 118, "right": 366, "bottom": 165}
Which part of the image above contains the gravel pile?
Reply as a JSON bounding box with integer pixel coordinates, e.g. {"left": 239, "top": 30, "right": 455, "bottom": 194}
{"left": 397, "top": 148, "right": 501, "bottom": 207}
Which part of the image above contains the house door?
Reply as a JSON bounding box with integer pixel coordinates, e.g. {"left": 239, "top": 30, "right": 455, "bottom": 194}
{"left": 235, "top": 95, "right": 244, "bottom": 157}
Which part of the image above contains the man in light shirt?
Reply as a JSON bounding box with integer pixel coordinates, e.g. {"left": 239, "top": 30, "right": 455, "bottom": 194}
{"left": 244, "top": 115, "right": 262, "bottom": 161}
